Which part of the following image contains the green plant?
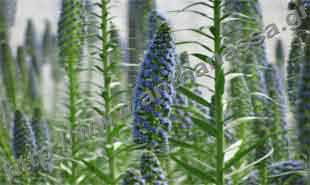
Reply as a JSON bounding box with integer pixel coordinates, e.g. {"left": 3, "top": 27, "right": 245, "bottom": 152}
{"left": 169, "top": 1, "right": 279, "bottom": 184}
{"left": 57, "top": 0, "right": 84, "bottom": 183}
{"left": 0, "top": 1, "right": 308, "bottom": 185}
{"left": 265, "top": 64, "right": 289, "bottom": 160}
{"left": 287, "top": 36, "right": 303, "bottom": 114}
{"left": 31, "top": 108, "right": 52, "bottom": 172}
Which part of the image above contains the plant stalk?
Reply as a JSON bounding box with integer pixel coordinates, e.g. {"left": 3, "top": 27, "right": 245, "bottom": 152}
{"left": 214, "top": 1, "right": 225, "bottom": 185}
{"left": 101, "top": 0, "right": 115, "bottom": 182}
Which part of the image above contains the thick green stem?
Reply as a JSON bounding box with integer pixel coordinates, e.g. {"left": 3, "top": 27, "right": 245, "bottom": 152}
{"left": 214, "top": 1, "right": 225, "bottom": 185}
{"left": 101, "top": 0, "right": 115, "bottom": 182}
{"left": 68, "top": 56, "right": 78, "bottom": 183}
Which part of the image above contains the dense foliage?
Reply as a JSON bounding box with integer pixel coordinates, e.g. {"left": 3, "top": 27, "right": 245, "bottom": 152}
{"left": 0, "top": 0, "right": 309, "bottom": 184}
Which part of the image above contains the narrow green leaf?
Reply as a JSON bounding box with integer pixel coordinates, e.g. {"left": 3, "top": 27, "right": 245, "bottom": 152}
{"left": 181, "top": 2, "right": 213, "bottom": 10}
{"left": 224, "top": 116, "right": 268, "bottom": 130}
{"left": 224, "top": 140, "right": 243, "bottom": 163}
{"left": 226, "top": 149, "right": 274, "bottom": 178}
{"left": 190, "top": 115, "right": 217, "bottom": 137}
{"left": 171, "top": 155, "right": 216, "bottom": 183}
{"left": 182, "top": 10, "right": 214, "bottom": 21}
{"left": 176, "top": 41, "right": 213, "bottom": 53}
{"left": 178, "top": 86, "right": 211, "bottom": 107}
{"left": 170, "top": 138, "right": 208, "bottom": 153}
{"left": 224, "top": 136, "right": 270, "bottom": 171}
{"left": 191, "top": 53, "right": 215, "bottom": 65}
{"left": 175, "top": 28, "right": 214, "bottom": 40}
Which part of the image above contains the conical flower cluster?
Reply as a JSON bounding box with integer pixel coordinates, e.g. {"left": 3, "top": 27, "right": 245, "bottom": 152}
{"left": 31, "top": 108, "right": 52, "bottom": 172}
{"left": 265, "top": 64, "right": 289, "bottom": 160}
{"left": 57, "top": 0, "right": 84, "bottom": 65}
{"left": 287, "top": 37, "right": 304, "bottom": 112}
{"left": 296, "top": 48, "right": 310, "bottom": 157}
{"left": 140, "top": 151, "right": 168, "bottom": 185}
{"left": 12, "top": 111, "right": 37, "bottom": 164}
{"left": 133, "top": 21, "right": 176, "bottom": 153}
{"left": 148, "top": 10, "right": 166, "bottom": 40}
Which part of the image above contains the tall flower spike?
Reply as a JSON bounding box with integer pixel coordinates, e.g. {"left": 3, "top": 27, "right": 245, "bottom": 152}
{"left": 222, "top": 0, "right": 255, "bottom": 141}
{"left": 12, "top": 111, "right": 37, "bottom": 165}
{"left": 42, "top": 20, "right": 57, "bottom": 62}
{"left": 31, "top": 108, "right": 53, "bottom": 172}
{"left": 287, "top": 37, "right": 304, "bottom": 114}
{"left": 296, "top": 41, "right": 310, "bottom": 159}
{"left": 275, "top": 39, "right": 285, "bottom": 81}
{"left": 24, "top": 20, "right": 37, "bottom": 57}
{"left": 58, "top": 0, "right": 84, "bottom": 66}
{"left": 171, "top": 52, "right": 192, "bottom": 136}
{"left": 133, "top": 21, "right": 176, "bottom": 154}
{"left": 265, "top": 64, "right": 289, "bottom": 160}
{"left": 295, "top": 0, "right": 310, "bottom": 159}
{"left": 223, "top": 1, "right": 271, "bottom": 184}
{"left": 148, "top": 10, "right": 167, "bottom": 40}
{"left": 140, "top": 151, "right": 168, "bottom": 185}
{"left": 121, "top": 168, "right": 145, "bottom": 185}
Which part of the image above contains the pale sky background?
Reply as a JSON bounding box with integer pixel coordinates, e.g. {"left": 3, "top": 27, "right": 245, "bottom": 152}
{"left": 10, "top": 0, "right": 292, "bottom": 60}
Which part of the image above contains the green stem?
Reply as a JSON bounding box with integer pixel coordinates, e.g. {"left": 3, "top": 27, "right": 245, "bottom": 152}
{"left": 101, "top": 0, "right": 115, "bottom": 182}
{"left": 259, "top": 162, "right": 268, "bottom": 185}
{"left": 214, "top": 1, "right": 225, "bottom": 185}
{"left": 68, "top": 56, "right": 78, "bottom": 183}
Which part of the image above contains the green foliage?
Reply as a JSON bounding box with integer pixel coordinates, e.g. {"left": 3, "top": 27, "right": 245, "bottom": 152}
{"left": 289, "top": 0, "right": 310, "bottom": 161}
{"left": 121, "top": 168, "right": 145, "bottom": 185}
{"left": 296, "top": 38, "right": 310, "bottom": 159}
{"left": 223, "top": 5, "right": 253, "bottom": 141}
{"left": 57, "top": 0, "right": 84, "bottom": 183}
{"left": 265, "top": 64, "right": 289, "bottom": 160}
{"left": 223, "top": 0, "right": 278, "bottom": 184}
{"left": 0, "top": 1, "right": 308, "bottom": 185}
{"left": 287, "top": 37, "right": 304, "bottom": 113}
